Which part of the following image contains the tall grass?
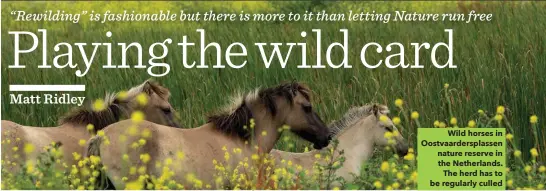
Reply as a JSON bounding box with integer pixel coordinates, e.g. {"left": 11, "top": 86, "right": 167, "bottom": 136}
{"left": 1, "top": 1, "right": 545, "bottom": 161}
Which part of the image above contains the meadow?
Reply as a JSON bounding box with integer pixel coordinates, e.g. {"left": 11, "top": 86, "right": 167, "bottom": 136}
{"left": 1, "top": 1, "right": 545, "bottom": 190}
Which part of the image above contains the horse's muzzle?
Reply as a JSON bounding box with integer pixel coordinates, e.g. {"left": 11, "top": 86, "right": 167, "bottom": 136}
{"left": 313, "top": 139, "right": 329, "bottom": 149}
{"left": 396, "top": 143, "right": 409, "bottom": 157}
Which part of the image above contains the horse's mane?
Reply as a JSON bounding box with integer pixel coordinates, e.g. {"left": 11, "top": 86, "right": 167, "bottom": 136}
{"left": 329, "top": 104, "right": 389, "bottom": 137}
{"left": 59, "top": 80, "right": 170, "bottom": 132}
{"left": 207, "top": 82, "right": 311, "bottom": 140}
{"left": 58, "top": 93, "right": 128, "bottom": 132}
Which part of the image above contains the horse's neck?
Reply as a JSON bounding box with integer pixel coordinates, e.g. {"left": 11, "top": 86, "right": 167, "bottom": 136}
{"left": 253, "top": 118, "right": 281, "bottom": 154}
{"left": 334, "top": 123, "right": 375, "bottom": 175}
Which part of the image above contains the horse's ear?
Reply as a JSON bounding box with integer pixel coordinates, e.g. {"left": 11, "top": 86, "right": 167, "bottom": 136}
{"left": 141, "top": 79, "right": 156, "bottom": 95}
{"left": 372, "top": 104, "right": 381, "bottom": 117}
{"left": 143, "top": 80, "right": 170, "bottom": 99}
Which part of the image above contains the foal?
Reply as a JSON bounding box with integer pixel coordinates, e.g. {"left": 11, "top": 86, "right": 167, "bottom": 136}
{"left": 270, "top": 104, "right": 409, "bottom": 182}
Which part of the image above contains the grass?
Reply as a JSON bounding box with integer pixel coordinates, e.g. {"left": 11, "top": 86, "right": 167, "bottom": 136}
{"left": 1, "top": 1, "right": 545, "bottom": 190}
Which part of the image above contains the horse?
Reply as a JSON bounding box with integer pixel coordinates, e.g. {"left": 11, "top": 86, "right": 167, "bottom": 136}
{"left": 86, "top": 82, "right": 332, "bottom": 189}
{"left": 1, "top": 80, "right": 180, "bottom": 174}
{"left": 270, "top": 104, "right": 409, "bottom": 184}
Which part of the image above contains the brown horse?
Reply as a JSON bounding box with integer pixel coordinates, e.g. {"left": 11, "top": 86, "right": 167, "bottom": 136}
{"left": 86, "top": 82, "right": 331, "bottom": 189}
{"left": 1, "top": 80, "right": 180, "bottom": 174}
{"left": 270, "top": 104, "right": 409, "bottom": 183}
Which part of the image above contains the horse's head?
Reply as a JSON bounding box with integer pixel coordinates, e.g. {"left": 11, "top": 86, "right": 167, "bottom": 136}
{"left": 366, "top": 104, "right": 408, "bottom": 157}
{"left": 261, "top": 82, "right": 331, "bottom": 149}
{"left": 118, "top": 80, "right": 180, "bottom": 128}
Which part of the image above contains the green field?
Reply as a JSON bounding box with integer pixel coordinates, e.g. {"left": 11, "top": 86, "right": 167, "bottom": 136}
{"left": 1, "top": 1, "right": 545, "bottom": 190}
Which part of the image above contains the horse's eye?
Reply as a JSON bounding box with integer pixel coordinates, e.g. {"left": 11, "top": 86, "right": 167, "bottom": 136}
{"left": 161, "top": 108, "right": 172, "bottom": 114}
{"left": 386, "top": 126, "right": 394, "bottom": 132}
{"left": 302, "top": 104, "right": 312, "bottom": 113}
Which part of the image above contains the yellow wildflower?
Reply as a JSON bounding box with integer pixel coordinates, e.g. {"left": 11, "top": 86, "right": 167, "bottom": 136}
{"left": 506, "top": 133, "right": 513, "bottom": 141}
{"left": 136, "top": 93, "right": 148, "bottom": 106}
{"left": 104, "top": 138, "right": 111, "bottom": 146}
{"left": 494, "top": 114, "right": 502, "bottom": 121}
{"left": 251, "top": 154, "right": 259, "bottom": 161}
{"left": 380, "top": 161, "right": 389, "bottom": 172}
{"left": 177, "top": 151, "right": 185, "bottom": 160}
{"left": 138, "top": 166, "right": 147, "bottom": 174}
{"left": 379, "top": 115, "right": 388, "bottom": 122}
{"left": 384, "top": 131, "right": 393, "bottom": 139}
{"left": 129, "top": 167, "right": 137, "bottom": 175}
{"left": 530, "top": 115, "right": 538, "bottom": 124}
{"left": 392, "top": 117, "right": 401, "bottom": 125}
{"left": 72, "top": 152, "right": 81, "bottom": 161}
{"left": 404, "top": 153, "right": 415, "bottom": 161}
{"left": 539, "top": 165, "right": 545, "bottom": 173}
{"left": 78, "top": 139, "right": 86, "bottom": 146}
{"left": 397, "top": 172, "right": 404, "bottom": 179}
{"left": 224, "top": 151, "right": 230, "bottom": 161}
{"left": 26, "top": 162, "right": 35, "bottom": 174}
{"left": 261, "top": 130, "right": 267, "bottom": 136}
{"left": 125, "top": 180, "right": 144, "bottom": 190}
{"left": 433, "top": 120, "right": 440, "bottom": 127}
{"left": 468, "top": 120, "right": 476, "bottom": 128}
{"left": 131, "top": 142, "right": 139, "bottom": 149}
{"left": 530, "top": 148, "right": 538, "bottom": 157}
{"left": 524, "top": 165, "right": 532, "bottom": 173}
{"left": 444, "top": 83, "right": 449, "bottom": 89}
{"left": 131, "top": 111, "right": 145, "bottom": 123}
{"left": 450, "top": 117, "right": 457, "bottom": 126}
{"left": 392, "top": 182, "right": 400, "bottom": 189}
{"left": 138, "top": 139, "right": 146, "bottom": 146}
{"left": 392, "top": 130, "right": 400, "bottom": 137}
{"left": 141, "top": 129, "right": 151, "bottom": 138}
{"left": 122, "top": 154, "right": 129, "bottom": 161}
{"left": 394, "top": 99, "right": 403, "bottom": 108}
{"left": 438, "top": 122, "right": 446, "bottom": 128}
{"left": 478, "top": 109, "right": 485, "bottom": 115}
{"left": 514, "top": 150, "right": 522, "bottom": 158}
{"left": 140, "top": 154, "right": 151, "bottom": 163}
{"left": 86, "top": 124, "right": 94, "bottom": 131}
{"left": 116, "top": 91, "right": 128, "bottom": 100}
{"left": 92, "top": 99, "right": 105, "bottom": 111}
{"left": 507, "top": 179, "right": 513, "bottom": 187}
{"left": 90, "top": 156, "right": 101, "bottom": 165}
{"left": 23, "top": 143, "right": 35, "bottom": 154}
{"left": 496, "top": 106, "right": 505, "bottom": 114}
{"left": 373, "top": 181, "right": 382, "bottom": 189}
{"left": 538, "top": 184, "right": 544, "bottom": 190}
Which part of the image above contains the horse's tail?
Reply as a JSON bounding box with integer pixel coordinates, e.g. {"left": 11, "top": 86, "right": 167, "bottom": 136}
{"left": 85, "top": 136, "right": 116, "bottom": 190}
{"left": 85, "top": 136, "right": 102, "bottom": 158}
